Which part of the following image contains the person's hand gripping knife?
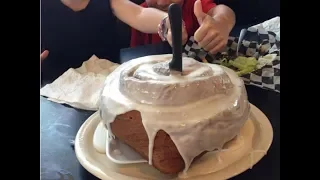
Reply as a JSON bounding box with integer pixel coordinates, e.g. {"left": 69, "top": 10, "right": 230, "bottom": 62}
{"left": 193, "top": 0, "right": 235, "bottom": 55}
{"left": 158, "top": 12, "right": 188, "bottom": 47}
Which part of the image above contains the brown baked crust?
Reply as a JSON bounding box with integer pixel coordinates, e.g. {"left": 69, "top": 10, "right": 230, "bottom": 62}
{"left": 110, "top": 110, "right": 206, "bottom": 174}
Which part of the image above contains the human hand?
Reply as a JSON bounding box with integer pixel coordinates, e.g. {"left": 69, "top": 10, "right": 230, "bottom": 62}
{"left": 158, "top": 16, "right": 188, "bottom": 47}
{"left": 166, "top": 18, "right": 188, "bottom": 47}
{"left": 40, "top": 50, "right": 49, "bottom": 62}
{"left": 193, "top": 0, "right": 230, "bottom": 54}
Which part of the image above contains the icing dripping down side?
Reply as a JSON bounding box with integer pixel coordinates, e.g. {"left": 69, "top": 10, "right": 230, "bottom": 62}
{"left": 100, "top": 55, "right": 250, "bottom": 173}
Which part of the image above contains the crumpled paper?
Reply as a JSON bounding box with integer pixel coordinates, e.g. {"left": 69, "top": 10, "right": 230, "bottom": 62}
{"left": 40, "top": 55, "right": 119, "bottom": 110}
{"left": 252, "top": 16, "right": 280, "bottom": 39}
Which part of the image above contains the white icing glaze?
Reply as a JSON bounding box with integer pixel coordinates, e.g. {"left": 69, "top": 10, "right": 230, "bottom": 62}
{"left": 92, "top": 122, "right": 107, "bottom": 154}
{"left": 100, "top": 55, "right": 250, "bottom": 174}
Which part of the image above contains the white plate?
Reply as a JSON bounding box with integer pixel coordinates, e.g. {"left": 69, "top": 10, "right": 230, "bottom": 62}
{"left": 75, "top": 104, "right": 273, "bottom": 180}
{"left": 91, "top": 121, "right": 147, "bottom": 164}
{"left": 105, "top": 126, "right": 148, "bottom": 164}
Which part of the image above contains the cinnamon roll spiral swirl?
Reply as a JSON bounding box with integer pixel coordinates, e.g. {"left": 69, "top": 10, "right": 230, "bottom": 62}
{"left": 119, "top": 57, "right": 234, "bottom": 106}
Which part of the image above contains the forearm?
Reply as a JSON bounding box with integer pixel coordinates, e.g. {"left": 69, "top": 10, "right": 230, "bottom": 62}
{"left": 208, "top": 5, "right": 236, "bottom": 32}
{"left": 111, "top": 0, "right": 167, "bottom": 33}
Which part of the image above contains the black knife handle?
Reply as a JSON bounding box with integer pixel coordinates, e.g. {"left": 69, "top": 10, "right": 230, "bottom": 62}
{"left": 168, "top": 3, "right": 182, "bottom": 72}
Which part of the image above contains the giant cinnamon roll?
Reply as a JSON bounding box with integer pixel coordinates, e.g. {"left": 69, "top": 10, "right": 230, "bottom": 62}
{"left": 100, "top": 55, "right": 250, "bottom": 174}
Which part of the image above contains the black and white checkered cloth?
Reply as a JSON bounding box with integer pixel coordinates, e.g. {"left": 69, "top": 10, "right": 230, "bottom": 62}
{"left": 182, "top": 26, "right": 280, "bottom": 93}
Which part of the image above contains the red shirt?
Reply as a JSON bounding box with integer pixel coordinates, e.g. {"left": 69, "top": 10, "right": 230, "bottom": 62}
{"left": 130, "top": 0, "right": 216, "bottom": 47}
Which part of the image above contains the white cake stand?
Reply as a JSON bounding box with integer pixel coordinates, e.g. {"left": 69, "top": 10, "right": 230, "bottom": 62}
{"left": 75, "top": 103, "right": 273, "bottom": 180}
